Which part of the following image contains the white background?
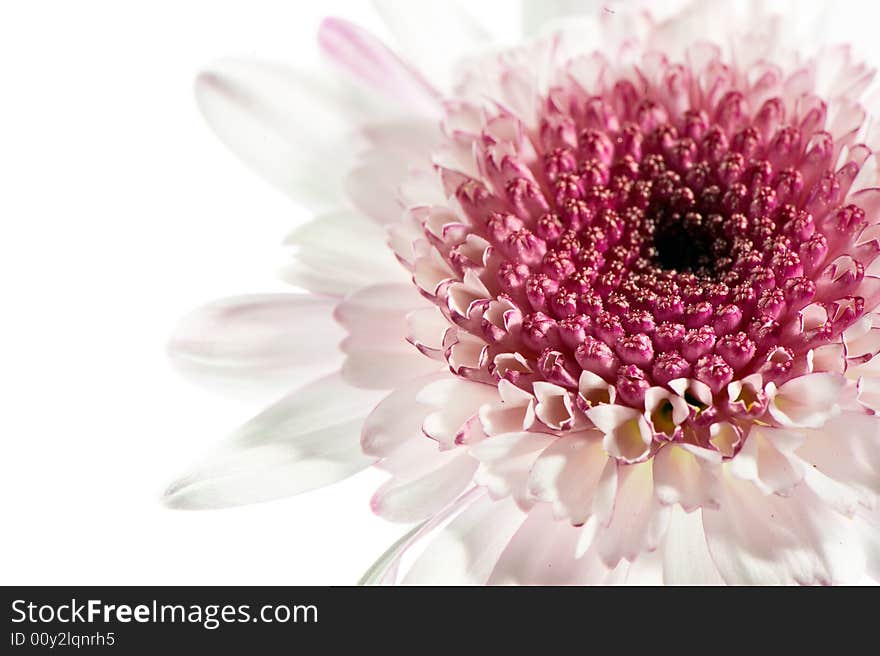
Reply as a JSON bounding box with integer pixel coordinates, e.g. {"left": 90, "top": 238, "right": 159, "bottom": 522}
{"left": 2, "top": 0, "right": 880, "bottom": 585}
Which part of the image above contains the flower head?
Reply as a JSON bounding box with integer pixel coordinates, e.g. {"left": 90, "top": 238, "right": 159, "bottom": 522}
{"left": 168, "top": 1, "right": 880, "bottom": 585}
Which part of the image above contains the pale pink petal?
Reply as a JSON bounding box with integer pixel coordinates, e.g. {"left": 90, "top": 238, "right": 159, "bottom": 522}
{"left": 533, "top": 382, "right": 576, "bottom": 430}
{"left": 417, "top": 378, "right": 499, "bottom": 448}
{"left": 344, "top": 160, "right": 407, "bottom": 226}
{"left": 728, "top": 426, "right": 807, "bottom": 496}
{"left": 527, "top": 431, "right": 608, "bottom": 525}
{"left": 768, "top": 373, "right": 845, "bottom": 429}
{"left": 342, "top": 350, "right": 444, "bottom": 390}
{"left": 477, "top": 379, "right": 536, "bottom": 436}
{"left": 857, "top": 376, "right": 880, "bottom": 413}
{"left": 361, "top": 373, "right": 448, "bottom": 458}
{"left": 406, "top": 307, "right": 450, "bottom": 360}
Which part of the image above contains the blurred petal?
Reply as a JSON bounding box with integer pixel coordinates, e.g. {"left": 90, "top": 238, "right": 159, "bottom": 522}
{"left": 768, "top": 373, "right": 845, "bottom": 429}
{"left": 282, "top": 211, "right": 407, "bottom": 296}
{"left": 372, "top": 0, "right": 492, "bottom": 89}
{"left": 489, "top": 504, "right": 614, "bottom": 585}
{"left": 595, "top": 461, "right": 669, "bottom": 568}
{"left": 318, "top": 17, "right": 440, "bottom": 117}
{"left": 168, "top": 294, "right": 344, "bottom": 390}
{"left": 520, "top": 0, "right": 605, "bottom": 36}
{"left": 471, "top": 431, "right": 555, "bottom": 507}
{"left": 361, "top": 373, "right": 446, "bottom": 458}
{"left": 703, "top": 472, "right": 866, "bottom": 585}
{"left": 195, "top": 60, "right": 368, "bottom": 210}
{"left": 403, "top": 493, "right": 525, "bottom": 584}
{"left": 163, "top": 374, "right": 384, "bottom": 509}
{"left": 527, "top": 431, "right": 608, "bottom": 525}
{"left": 371, "top": 451, "right": 478, "bottom": 523}
{"left": 336, "top": 283, "right": 444, "bottom": 389}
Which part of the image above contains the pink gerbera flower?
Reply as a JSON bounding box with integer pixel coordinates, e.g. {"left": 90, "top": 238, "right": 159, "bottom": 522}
{"left": 166, "top": 0, "right": 880, "bottom": 585}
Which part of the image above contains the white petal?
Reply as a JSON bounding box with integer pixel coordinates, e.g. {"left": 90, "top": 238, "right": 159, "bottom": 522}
{"left": 344, "top": 162, "right": 405, "bottom": 226}
{"left": 521, "top": 0, "right": 604, "bottom": 36}
{"left": 163, "top": 374, "right": 384, "bottom": 509}
{"left": 168, "top": 294, "right": 344, "bottom": 390}
{"left": 343, "top": 123, "right": 440, "bottom": 225}
{"left": 195, "top": 60, "right": 366, "bottom": 210}
{"left": 797, "top": 411, "right": 880, "bottom": 508}
{"left": 282, "top": 211, "right": 407, "bottom": 296}
{"left": 623, "top": 549, "right": 666, "bottom": 585}
{"left": 359, "top": 488, "right": 481, "bottom": 584}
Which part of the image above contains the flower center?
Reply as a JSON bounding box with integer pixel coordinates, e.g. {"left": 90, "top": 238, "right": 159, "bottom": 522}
{"left": 422, "top": 62, "right": 874, "bottom": 446}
